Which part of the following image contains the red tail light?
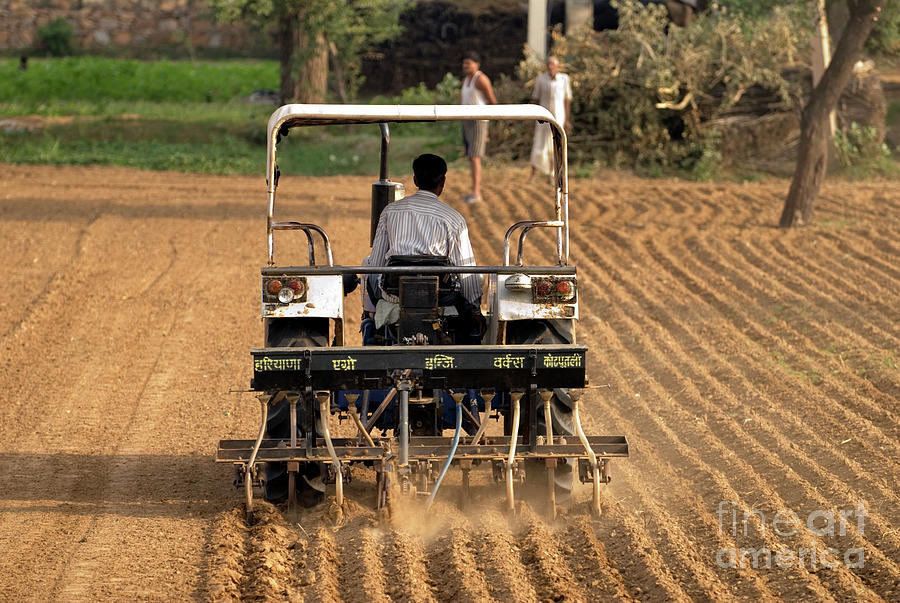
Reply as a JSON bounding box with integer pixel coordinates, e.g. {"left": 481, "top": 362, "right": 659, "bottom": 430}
{"left": 263, "top": 276, "right": 308, "bottom": 305}
{"left": 266, "top": 279, "right": 282, "bottom": 295}
{"left": 531, "top": 276, "right": 576, "bottom": 303}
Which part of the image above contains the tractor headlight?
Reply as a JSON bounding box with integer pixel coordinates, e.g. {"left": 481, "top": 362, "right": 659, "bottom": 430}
{"left": 505, "top": 273, "right": 532, "bottom": 291}
{"left": 277, "top": 286, "right": 295, "bottom": 303}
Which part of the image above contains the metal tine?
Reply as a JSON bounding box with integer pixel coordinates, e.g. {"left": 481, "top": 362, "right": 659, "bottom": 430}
{"left": 317, "top": 391, "right": 343, "bottom": 507}
{"left": 540, "top": 390, "right": 554, "bottom": 444}
{"left": 417, "top": 461, "right": 428, "bottom": 494}
{"left": 460, "top": 460, "right": 472, "bottom": 509}
{"left": 287, "top": 393, "right": 300, "bottom": 508}
{"left": 363, "top": 369, "right": 411, "bottom": 433}
{"left": 571, "top": 390, "right": 602, "bottom": 516}
{"left": 470, "top": 389, "right": 495, "bottom": 446}
{"left": 364, "top": 387, "right": 398, "bottom": 431}
{"left": 346, "top": 393, "right": 375, "bottom": 447}
{"left": 459, "top": 390, "right": 488, "bottom": 509}
{"left": 468, "top": 389, "right": 480, "bottom": 428}
{"left": 397, "top": 378, "right": 411, "bottom": 494}
{"left": 360, "top": 390, "right": 371, "bottom": 427}
{"left": 506, "top": 391, "right": 524, "bottom": 513}
{"left": 376, "top": 441, "right": 393, "bottom": 513}
{"left": 539, "top": 390, "right": 556, "bottom": 519}
{"left": 245, "top": 394, "right": 270, "bottom": 519}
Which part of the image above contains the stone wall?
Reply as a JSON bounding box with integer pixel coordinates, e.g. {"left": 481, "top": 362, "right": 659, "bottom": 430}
{"left": 0, "top": 0, "right": 271, "bottom": 55}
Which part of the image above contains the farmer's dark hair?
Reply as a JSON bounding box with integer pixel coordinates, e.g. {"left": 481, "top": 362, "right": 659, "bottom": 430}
{"left": 462, "top": 50, "right": 481, "bottom": 64}
{"left": 413, "top": 154, "right": 447, "bottom": 190}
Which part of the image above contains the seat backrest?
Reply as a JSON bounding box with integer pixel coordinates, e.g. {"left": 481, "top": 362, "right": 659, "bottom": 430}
{"left": 382, "top": 254, "right": 457, "bottom": 297}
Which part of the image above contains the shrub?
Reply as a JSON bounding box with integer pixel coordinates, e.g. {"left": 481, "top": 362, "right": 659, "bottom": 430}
{"left": 867, "top": 0, "right": 900, "bottom": 55}
{"left": 371, "top": 72, "right": 461, "bottom": 105}
{"left": 501, "top": 0, "right": 807, "bottom": 176}
{"left": 368, "top": 73, "right": 462, "bottom": 139}
{"left": 834, "top": 121, "right": 897, "bottom": 178}
{"left": 37, "top": 19, "right": 73, "bottom": 57}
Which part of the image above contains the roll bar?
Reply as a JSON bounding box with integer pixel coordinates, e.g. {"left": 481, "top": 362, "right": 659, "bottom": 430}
{"left": 270, "top": 221, "right": 333, "bottom": 267}
{"left": 503, "top": 221, "right": 565, "bottom": 266}
{"left": 264, "top": 104, "right": 569, "bottom": 266}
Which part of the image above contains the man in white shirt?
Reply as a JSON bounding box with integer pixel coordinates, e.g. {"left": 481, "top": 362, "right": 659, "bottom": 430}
{"left": 529, "top": 56, "right": 572, "bottom": 182}
{"left": 363, "top": 154, "right": 484, "bottom": 342}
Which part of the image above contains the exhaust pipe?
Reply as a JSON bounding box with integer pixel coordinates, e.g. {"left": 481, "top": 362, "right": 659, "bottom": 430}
{"left": 370, "top": 123, "right": 405, "bottom": 244}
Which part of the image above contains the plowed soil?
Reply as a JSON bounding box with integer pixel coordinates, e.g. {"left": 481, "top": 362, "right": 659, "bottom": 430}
{"left": 1, "top": 164, "right": 897, "bottom": 602}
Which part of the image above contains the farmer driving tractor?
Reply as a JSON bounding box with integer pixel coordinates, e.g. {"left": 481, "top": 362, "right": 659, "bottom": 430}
{"left": 361, "top": 153, "right": 486, "bottom": 346}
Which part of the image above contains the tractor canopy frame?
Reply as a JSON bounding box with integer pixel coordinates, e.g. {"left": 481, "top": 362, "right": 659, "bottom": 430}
{"left": 264, "top": 104, "right": 570, "bottom": 267}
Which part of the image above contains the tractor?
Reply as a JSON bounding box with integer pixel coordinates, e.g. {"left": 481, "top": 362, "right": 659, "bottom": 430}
{"left": 216, "top": 103, "right": 628, "bottom": 519}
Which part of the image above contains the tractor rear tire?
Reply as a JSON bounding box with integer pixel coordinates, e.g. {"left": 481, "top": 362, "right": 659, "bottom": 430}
{"left": 263, "top": 318, "right": 329, "bottom": 506}
{"left": 505, "top": 319, "right": 575, "bottom": 500}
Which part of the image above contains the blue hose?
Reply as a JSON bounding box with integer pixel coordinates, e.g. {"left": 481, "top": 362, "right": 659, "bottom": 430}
{"left": 426, "top": 400, "right": 462, "bottom": 510}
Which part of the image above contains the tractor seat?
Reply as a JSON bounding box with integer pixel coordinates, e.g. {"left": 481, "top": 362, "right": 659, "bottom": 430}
{"left": 381, "top": 254, "right": 461, "bottom": 306}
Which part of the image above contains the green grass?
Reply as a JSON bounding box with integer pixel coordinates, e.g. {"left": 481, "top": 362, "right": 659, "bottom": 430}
{"left": 888, "top": 100, "right": 900, "bottom": 123}
{"left": 0, "top": 117, "right": 460, "bottom": 176}
{"left": 0, "top": 133, "right": 260, "bottom": 173}
{"left": 0, "top": 57, "right": 463, "bottom": 176}
{"left": 2, "top": 57, "right": 898, "bottom": 180}
{"left": 0, "top": 99, "right": 263, "bottom": 120}
{"left": 0, "top": 57, "right": 278, "bottom": 104}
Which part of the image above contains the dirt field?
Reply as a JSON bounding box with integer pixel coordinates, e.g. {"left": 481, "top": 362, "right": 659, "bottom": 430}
{"left": 0, "top": 163, "right": 897, "bottom": 602}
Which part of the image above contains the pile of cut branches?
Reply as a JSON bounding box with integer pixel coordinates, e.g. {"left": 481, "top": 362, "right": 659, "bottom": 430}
{"left": 494, "top": 0, "right": 810, "bottom": 175}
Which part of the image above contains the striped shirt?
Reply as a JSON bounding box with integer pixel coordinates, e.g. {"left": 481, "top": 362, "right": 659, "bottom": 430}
{"left": 366, "top": 190, "right": 482, "bottom": 305}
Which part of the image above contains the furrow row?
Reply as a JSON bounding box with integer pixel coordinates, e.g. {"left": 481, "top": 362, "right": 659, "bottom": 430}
{"left": 816, "top": 185, "right": 899, "bottom": 221}
{"left": 244, "top": 503, "right": 302, "bottom": 601}
{"left": 811, "top": 228, "right": 900, "bottom": 296}
{"left": 568, "top": 229, "right": 890, "bottom": 599}
{"left": 467, "top": 188, "right": 713, "bottom": 600}
{"left": 204, "top": 508, "right": 248, "bottom": 602}
{"left": 565, "top": 232, "right": 858, "bottom": 600}
{"left": 421, "top": 503, "right": 494, "bottom": 602}
{"left": 520, "top": 182, "right": 900, "bottom": 596}
{"left": 515, "top": 505, "right": 587, "bottom": 602}
{"left": 487, "top": 188, "right": 804, "bottom": 599}
{"left": 334, "top": 522, "right": 390, "bottom": 603}
{"left": 559, "top": 516, "right": 636, "bottom": 602}
{"left": 712, "top": 235, "right": 900, "bottom": 424}
{"left": 382, "top": 529, "right": 437, "bottom": 602}
{"left": 817, "top": 229, "right": 900, "bottom": 288}
{"left": 764, "top": 236, "right": 900, "bottom": 350}
{"left": 655, "top": 233, "right": 900, "bottom": 477}
{"left": 634, "top": 236, "right": 900, "bottom": 566}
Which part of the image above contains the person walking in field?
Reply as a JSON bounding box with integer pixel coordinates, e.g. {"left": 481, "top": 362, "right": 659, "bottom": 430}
{"left": 460, "top": 51, "right": 497, "bottom": 204}
{"left": 529, "top": 56, "right": 572, "bottom": 182}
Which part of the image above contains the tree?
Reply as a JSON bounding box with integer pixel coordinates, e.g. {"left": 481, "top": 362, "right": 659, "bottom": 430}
{"left": 779, "top": 0, "right": 883, "bottom": 227}
{"left": 210, "top": 0, "right": 409, "bottom": 104}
